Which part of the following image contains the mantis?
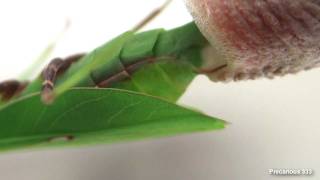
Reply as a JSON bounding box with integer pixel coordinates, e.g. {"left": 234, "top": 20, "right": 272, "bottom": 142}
{"left": 0, "top": 0, "right": 208, "bottom": 104}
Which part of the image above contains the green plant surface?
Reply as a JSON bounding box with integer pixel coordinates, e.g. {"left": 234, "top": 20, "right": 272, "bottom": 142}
{"left": 110, "top": 58, "right": 197, "bottom": 102}
{"left": 0, "top": 88, "right": 225, "bottom": 152}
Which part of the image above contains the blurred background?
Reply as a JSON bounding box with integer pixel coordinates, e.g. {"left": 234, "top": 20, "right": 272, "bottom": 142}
{"left": 0, "top": 0, "right": 319, "bottom": 179}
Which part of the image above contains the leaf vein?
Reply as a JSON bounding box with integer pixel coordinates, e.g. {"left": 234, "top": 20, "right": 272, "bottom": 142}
{"left": 48, "top": 94, "right": 111, "bottom": 130}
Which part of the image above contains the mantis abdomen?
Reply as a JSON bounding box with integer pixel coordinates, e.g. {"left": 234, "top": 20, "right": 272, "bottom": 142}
{"left": 21, "top": 22, "right": 208, "bottom": 103}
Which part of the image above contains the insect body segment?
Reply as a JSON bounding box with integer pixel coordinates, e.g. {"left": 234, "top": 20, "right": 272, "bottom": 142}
{"left": 90, "top": 29, "right": 165, "bottom": 87}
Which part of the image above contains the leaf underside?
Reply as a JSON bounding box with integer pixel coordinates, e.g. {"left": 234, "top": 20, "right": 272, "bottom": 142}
{"left": 0, "top": 88, "right": 224, "bottom": 152}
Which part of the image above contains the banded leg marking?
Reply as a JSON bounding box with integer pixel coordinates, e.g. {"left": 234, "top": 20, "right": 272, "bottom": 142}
{"left": 41, "top": 53, "right": 86, "bottom": 104}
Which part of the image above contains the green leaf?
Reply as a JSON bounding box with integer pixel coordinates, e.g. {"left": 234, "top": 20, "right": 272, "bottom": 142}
{"left": 0, "top": 88, "right": 225, "bottom": 152}
{"left": 111, "top": 58, "right": 196, "bottom": 102}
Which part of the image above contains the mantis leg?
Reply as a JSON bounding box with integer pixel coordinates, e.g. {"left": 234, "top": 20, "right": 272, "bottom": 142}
{"left": 41, "top": 53, "right": 85, "bottom": 104}
{"left": 0, "top": 80, "right": 28, "bottom": 101}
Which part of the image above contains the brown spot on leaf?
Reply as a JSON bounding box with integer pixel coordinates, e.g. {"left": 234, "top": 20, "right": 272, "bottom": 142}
{"left": 48, "top": 135, "right": 75, "bottom": 143}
